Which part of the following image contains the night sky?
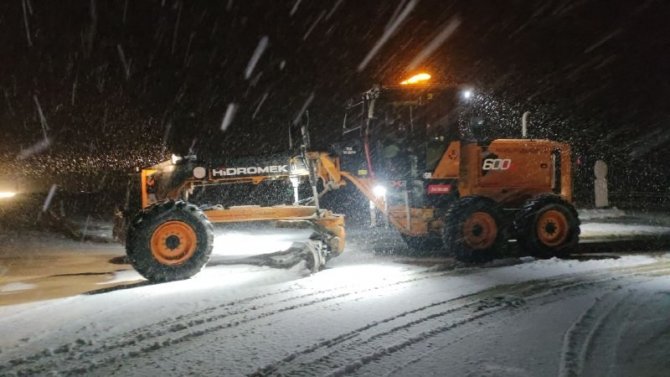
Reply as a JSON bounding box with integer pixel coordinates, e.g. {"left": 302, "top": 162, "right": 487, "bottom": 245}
{"left": 0, "top": 0, "right": 669, "bottom": 192}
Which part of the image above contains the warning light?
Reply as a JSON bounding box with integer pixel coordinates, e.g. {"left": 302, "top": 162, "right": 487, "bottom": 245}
{"left": 400, "top": 73, "right": 431, "bottom": 85}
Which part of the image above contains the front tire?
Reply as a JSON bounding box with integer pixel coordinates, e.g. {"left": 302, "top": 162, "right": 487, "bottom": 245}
{"left": 442, "top": 196, "right": 506, "bottom": 262}
{"left": 514, "top": 195, "right": 580, "bottom": 258}
{"left": 126, "top": 200, "right": 214, "bottom": 282}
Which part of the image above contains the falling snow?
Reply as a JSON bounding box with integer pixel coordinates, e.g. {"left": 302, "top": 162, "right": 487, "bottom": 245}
{"left": 406, "top": 17, "right": 461, "bottom": 71}
{"left": 1, "top": 2, "right": 670, "bottom": 373}
{"left": 41, "top": 184, "right": 57, "bottom": 212}
{"left": 245, "top": 36, "right": 269, "bottom": 80}
{"left": 221, "top": 103, "right": 239, "bottom": 131}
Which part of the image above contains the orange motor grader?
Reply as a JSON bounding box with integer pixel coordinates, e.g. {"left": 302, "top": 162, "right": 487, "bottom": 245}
{"left": 116, "top": 73, "right": 579, "bottom": 282}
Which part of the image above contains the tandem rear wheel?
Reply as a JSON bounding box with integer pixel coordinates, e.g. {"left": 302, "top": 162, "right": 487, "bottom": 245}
{"left": 442, "top": 196, "right": 506, "bottom": 263}
{"left": 514, "top": 195, "right": 580, "bottom": 258}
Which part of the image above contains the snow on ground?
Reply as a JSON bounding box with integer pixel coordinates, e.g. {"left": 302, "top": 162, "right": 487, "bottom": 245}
{"left": 581, "top": 223, "right": 670, "bottom": 239}
{"left": 1, "top": 226, "right": 670, "bottom": 376}
{"left": 577, "top": 207, "right": 627, "bottom": 221}
{"left": 2, "top": 213, "right": 670, "bottom": 376}
{"left": 578, "top": 208, "right": 670, "bottom": 241}
{"left": 0, "top": 282, "right": 36, "bottom": 293}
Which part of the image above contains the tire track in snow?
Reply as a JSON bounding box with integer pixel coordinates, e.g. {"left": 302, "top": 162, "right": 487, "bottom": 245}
{"left": 3, "top": 285, "right": 306, "bottom": 373}
{"left": 557, "top": 274, "right": 670, "bottom": 377}
{"left": 557, "top": 291, "right": 630, "bottom": 377}
{"left": 2, "top": 267, "right": 468, "bottom": 376}
{"left": 6, "top": 261, "right": 670, "bottom": 376}
{"left": 251, "top": 264, "right": 670, "bottom": 377}
{"left": 253, "top": 297, "right": 522, "bottom": 377}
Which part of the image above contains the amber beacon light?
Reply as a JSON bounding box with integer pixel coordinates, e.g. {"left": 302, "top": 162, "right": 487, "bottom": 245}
{"left": 400, "top": 72, "right": 431, "bottom": 85}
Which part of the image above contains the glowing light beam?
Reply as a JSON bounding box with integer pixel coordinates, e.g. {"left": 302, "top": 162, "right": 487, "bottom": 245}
{"left": 400, "top": 73, "right": 431, "bottom": 85}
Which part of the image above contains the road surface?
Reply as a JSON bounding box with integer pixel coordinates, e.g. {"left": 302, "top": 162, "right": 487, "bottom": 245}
{"left": 1, "top": 212, "right": 670, "bottom": 376}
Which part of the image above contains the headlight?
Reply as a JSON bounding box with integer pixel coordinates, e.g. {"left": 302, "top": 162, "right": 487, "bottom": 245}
{"left": 372, "top": 185, "right": 387, "bottom": 198}
{"left": 0, "top": 191, "right": 17, "bottom": 199}
{"left": 171, "top": 154, "right": 183, "bottom": 165}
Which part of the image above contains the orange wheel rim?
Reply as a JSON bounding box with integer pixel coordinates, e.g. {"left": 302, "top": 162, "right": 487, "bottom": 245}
{"left": 536, "top": 209, "right": 569, "bottom": 247}
{"left": 150, "top": 221, "right": 197, "bottom": 265}
{"left": 462, "top": 212, "right": 497, "bottom": 250}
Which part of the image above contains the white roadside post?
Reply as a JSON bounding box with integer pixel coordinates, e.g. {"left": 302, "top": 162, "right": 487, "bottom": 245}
{"left": 594, "top": 160, "right": 609, "bottom": 208}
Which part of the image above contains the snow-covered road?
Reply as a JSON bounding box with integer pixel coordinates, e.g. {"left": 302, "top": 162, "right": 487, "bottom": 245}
{"left": 2, "top": 234, "right": 670, "bottom": 376}
{"left": 2, "top": 212, "right": 670, "bottom": 376}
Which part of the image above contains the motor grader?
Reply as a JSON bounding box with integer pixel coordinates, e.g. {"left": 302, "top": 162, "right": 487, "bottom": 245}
{"left": 115, "top": 73, "right": 579, "bottom": 282}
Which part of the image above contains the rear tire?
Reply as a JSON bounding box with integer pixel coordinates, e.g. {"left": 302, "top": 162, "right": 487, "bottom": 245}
{"left": 126, "top": 200, "right": 214, "bottom": 282}
{"left": 442, "top": 196, "right": 506, "bottom": 262}
{"left": 514, "top": 195, "right": 580, "bottom": 258}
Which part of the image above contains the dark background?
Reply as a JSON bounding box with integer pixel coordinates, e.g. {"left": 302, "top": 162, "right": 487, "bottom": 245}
{"left": 0, "top": 0, "right": 668, "bottom": 208}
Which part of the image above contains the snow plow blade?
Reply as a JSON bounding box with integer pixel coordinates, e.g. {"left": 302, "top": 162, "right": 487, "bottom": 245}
{"left": 202, "top": 205, "right": 346, "bottom": 258}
